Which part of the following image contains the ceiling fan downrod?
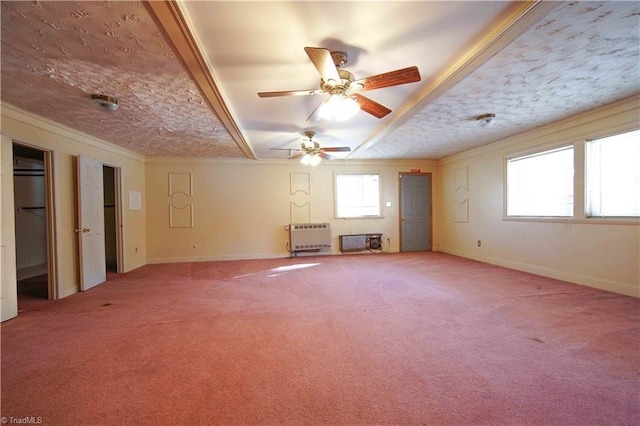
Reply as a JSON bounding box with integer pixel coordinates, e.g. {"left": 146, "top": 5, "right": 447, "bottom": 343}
{"left": 331, "top": 51, "right": 348, "bottom": 68}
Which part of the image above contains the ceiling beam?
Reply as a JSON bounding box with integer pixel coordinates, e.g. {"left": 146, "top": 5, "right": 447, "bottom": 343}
{"left": 350, "top": 0, "right": 557, "bottom": 157}
{"left": 144, "top": 1, "right": 256, "bottom": 160}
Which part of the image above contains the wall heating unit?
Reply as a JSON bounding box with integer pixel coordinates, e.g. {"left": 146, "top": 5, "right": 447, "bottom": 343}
{"left": 288, "top": 223, "right": 331, "bottom": 254}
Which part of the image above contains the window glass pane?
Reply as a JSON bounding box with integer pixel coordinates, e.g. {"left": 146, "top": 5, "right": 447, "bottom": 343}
{"left": 587, "top": 129, "right": 640, "bottom": 217}
{"left": 507, "top": 146, "right": 574, "bottom": 216}
{"left": 335, "top": 173, "right": 381, "bottom": 217}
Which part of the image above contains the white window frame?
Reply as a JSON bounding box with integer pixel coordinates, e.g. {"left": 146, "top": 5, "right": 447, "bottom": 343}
{"left": 333, "top": 172, "right": 382, "bottom": 219}
{"left": 585, "top": 129, "right": 640, "bottom": 218}
{"left": 503, "top": 128, "right": 640, "bottom": 226}
{"left": 505, "top": 144, "right": 575, "bottom": 218}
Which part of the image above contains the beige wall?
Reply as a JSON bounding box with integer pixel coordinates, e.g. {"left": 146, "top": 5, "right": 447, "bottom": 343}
{"left": 438, "top": 97, "right": 640, "bottom": 297}
{"left": 2, "top": 97, "right": 638, "bottom": 301}
{"left": 1, "top": 103, "right": 147, "bottom": 298}
{"left": 145, "top": 159, "right": 439, "bottom": 262}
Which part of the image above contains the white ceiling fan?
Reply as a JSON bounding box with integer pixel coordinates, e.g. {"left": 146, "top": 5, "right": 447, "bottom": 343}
{"left": 258, "top": 47, "right": 421, "bottom": 121}
{"left": 271, "top": 131, "right": 351, "bottom": 165}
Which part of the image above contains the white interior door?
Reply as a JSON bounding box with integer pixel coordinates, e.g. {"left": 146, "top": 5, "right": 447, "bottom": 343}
{"left": 77, "top": 155, "right": 106, "bottom": 291}
{"left": 1, "top": 136, "right": 18, "bottom": 321}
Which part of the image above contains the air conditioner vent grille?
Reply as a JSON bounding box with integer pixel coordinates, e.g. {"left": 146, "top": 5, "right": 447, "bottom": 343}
{"left": 293, "top": 223, "right": 328, "bottom": 230}
{"left": 339, "top": 233, "right": 383, "bottom": 252}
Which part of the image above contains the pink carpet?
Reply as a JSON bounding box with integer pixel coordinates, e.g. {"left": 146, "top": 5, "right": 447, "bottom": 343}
{"left": 2, "top": 252, "right": 638, "bottom": 425}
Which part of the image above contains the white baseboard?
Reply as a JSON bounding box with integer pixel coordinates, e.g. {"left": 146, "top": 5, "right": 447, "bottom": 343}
{"left": 145, "top": 248, "right": 401, "bottom": 265}
{"left": 438, "top": 248, "right": 639, "bottom": 298}
{"left": 17, "top": 263, "right": 47, "bottom": 280}
{"left": 146, "top": 252, "right": 291, "bottom": 264}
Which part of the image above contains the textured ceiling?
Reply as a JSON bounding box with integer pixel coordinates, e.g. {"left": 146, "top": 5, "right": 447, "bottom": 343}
{"left": 353, "top": 1, "right": 640, "bottom": 160}
{"left": 1, "top": 1, "right": 245, "bottom": 158}
{"left": 1, "top": 1, "right": 638, "bottom": 161}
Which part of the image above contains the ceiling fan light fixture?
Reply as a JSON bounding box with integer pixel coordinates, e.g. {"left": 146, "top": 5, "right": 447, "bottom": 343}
{"left": 91, "top": 94, "right": 119, "bottom": 112}
{"left": 300, "top": 153, "right": 321, "bottom": 166}
{"left": 309, "top": 154, "right": 322, "bottom": 166}
{"left": 476, "top": 113, "right": 495, "bottom": 127}
{"left": 319, "top": 94, "right": 359, "bottom": 121}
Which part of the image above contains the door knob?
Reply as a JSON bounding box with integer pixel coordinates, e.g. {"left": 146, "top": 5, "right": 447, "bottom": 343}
{"left": 83, "top": 228, "right": 90, "bottom": 233}
{"left": 401, "top": 216, "right": 406, "bottom": 221}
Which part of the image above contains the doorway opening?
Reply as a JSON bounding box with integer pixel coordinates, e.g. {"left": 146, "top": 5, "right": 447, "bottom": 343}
{"left": 76, "top": 157, "right": 123, "bottom": 291}
{"left": 103, "top": 165, "right": 120, "bottom": 274}
{"left": 13, "top": 143, "right": 56, "bottom": 308}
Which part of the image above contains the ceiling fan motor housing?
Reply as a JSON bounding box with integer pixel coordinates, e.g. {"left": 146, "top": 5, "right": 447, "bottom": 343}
{"left": 300, "top": 131, "right": 317, "bottom": 152}
{"left": 321, "top": 69, "right": 356, "bottom": 94}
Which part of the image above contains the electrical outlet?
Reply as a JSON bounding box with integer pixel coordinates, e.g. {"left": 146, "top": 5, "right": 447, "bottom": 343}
{"left": 477, "top": 240, "right": 482, "bottom": 247}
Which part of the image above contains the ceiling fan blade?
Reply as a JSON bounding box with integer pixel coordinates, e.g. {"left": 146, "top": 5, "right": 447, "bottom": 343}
{"left": 352, "top": 93, "right": 392, "bottom": 119}
{"left": 304, "top": 47, "right": 340, "bottom": 83}
{"left": 270, "top": 148, "right": 302, "bottom": 151}
{"left": 321, "top": 147, "right": 351, "bottom": 152}
{"left": 288, "top": 152, "right": 305, "bottom": 160}
{"left": 258, "top": 89, "right": 324, "bottom": 98}
{"left": 318, "top": 152, "right": 336, "bottom": 161}
{"left": 306, "top": 99, "right": 326, "bottom": 122}
{"left": 351, "top": 66, "right": 421, "bottom": 92}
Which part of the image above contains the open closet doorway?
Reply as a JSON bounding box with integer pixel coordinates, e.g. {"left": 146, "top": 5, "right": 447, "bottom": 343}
{"left": 13, "top": 143, "right": 56, "bottom": 305}
{"left": 103, "top": 164, "right": 122, "bottom": 274}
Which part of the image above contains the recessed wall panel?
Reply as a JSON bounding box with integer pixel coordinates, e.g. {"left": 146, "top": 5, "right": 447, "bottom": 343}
{"left": 169, "top": 172, "right": 193, "bottom": 228}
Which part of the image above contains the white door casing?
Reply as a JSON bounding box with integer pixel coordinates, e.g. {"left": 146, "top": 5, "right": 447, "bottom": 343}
{"left": 1, "top": 136, "right": 18, "bottom": 321}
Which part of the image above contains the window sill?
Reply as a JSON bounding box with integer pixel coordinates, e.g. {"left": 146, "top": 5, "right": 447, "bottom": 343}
{"left": 335, "top": 216, "right": 384, "bottom": 220}
{"left": 503, "top": 216, "right": 639, "bottom": 225}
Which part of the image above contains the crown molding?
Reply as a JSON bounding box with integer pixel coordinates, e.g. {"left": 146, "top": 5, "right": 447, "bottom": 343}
{"left": 1, "top": 102, "right": 145, "bottom": 163}
{"left": 438, "top": 95, "right": 640, "bottom": 165}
